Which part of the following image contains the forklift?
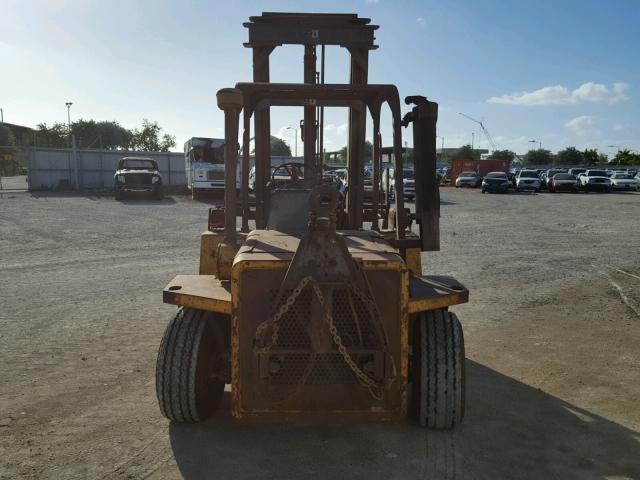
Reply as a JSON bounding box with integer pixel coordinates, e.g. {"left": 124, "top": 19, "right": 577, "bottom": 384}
{"left": 156, "top": 12, "right": 468, "bottom": 429}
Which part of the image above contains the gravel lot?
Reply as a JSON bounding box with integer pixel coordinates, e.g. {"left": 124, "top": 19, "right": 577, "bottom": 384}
{"left": 1, "top": 188, "right": 639, "bottom": 479}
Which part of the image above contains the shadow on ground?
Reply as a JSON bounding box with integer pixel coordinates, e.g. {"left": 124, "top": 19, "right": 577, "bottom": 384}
{"left": 168, "top": 361, "right": 639, "bottom": 479}
{"left": 26, "top": 191, "right": 178, "bottom": 204}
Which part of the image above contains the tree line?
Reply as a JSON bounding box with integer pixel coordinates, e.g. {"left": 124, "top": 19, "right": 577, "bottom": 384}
{"left": 442, "top": 144, "right": 639, "bottom": 166}
{"left": 0, "top": 119, "right": 176, "bottom": 152}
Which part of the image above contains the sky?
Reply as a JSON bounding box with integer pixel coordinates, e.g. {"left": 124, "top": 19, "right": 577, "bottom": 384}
{"left": 2, "top": 0, "right": 639, "bottom": 157}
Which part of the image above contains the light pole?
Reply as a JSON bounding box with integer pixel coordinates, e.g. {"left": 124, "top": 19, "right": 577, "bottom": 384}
{"left": 436, "top": 135, "right": 445, "bottom": 160}
{"left": 65, "top": 102, "right": 73, "bottom": 146}
{"left": 285, "top": 126, "right": 298, "bottom": 157}
{"left": 529, "top": 139, "right": 540, "bottom": 150}
{"left": 608, "top": 145, "right": 622, "bottom": 163}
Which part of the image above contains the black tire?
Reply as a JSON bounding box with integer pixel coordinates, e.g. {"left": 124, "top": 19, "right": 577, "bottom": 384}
{"left": 114, "top": 188, "right": 124, "bottom": 201}
{"left": 412, "top": 310, "right": 465, "bottom": 429}
{"left": 156, "top": 308, "right": 225, "bottom": 422}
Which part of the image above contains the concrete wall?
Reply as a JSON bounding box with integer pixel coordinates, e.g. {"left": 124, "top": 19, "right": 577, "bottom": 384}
{"left": 27, "top": 148, "right": 185, "bottom": 190}
{"left": 26, "top": 148, "right": 306, "bottom": 191}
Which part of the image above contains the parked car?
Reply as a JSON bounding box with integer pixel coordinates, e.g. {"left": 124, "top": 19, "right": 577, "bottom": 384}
{"left": 549, "top": 173, "right": 579, "bottom": 193}
{"left": 580, "top": 169, "right": 612, "bottom": 192}
{"left": 508, "top": 170, "right": 518, "bottom": 188}
{"left": 610, "top": 172, "right": 639, "bottom": 191}
{"left": 382, "top": 167, "right": 416, "bottom": 200}
{"left": 114, "top": 157, "right": 163, "bottom": 200}
{"left": 544, "top": 169, "right": 567, "bottom": 189}
{"left": 515, "top": 170, "right": 542, "bottom": 192}
{"left": 539, "top": 171, "right": 548, "bottom": 190}
{"left": 568, "top": 167, "right": 586, "bottom": 178}
{"left": 481, "top": 171, "right": 510, "bottom": 193}
{"left": 455, "top": 171, "right": 481, "bottom": 188}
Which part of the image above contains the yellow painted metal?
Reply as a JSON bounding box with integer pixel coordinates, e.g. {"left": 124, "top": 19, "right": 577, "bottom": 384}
{"left": 163, "top": 275, "right": 231, "bottom": 315}
{"left": 405, "top": 247, "right": 421, "bottom": 275}
{"left": 199, "top": 230, "right": 225, "bottom": 275}
{"left": 408, "top": 275, "right": 469, "bottom": 314}
{"left": 168, "top": 227, "right": 467, "bottom": 421}
{"left": 229, "top": 229, "right": 411, "bottom": 421}
{"left": 216, "top": 243, "right": 238, "bottom": 280}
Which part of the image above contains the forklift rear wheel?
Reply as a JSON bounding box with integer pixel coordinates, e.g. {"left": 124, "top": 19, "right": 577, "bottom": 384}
{"left": 412, "top": 309, "right": 465, "bottom": 429}
{"left": 156, "top": 308, "right": 224, "bottom": 422}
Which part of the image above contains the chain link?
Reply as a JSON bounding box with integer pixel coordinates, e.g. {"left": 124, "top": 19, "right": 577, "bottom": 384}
{"left": 252, "top": 275, "right": 395, "bottom": 400}
{"left": 309, "top": 282, "right": 386, "bottom": 399}
{"left": 253, "top": 276, "right": 313, "bottom": 355}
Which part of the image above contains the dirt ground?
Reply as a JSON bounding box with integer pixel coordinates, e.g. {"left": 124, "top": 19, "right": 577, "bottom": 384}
{"left": 1, "top": 188, "right": 639, "bottom": 479}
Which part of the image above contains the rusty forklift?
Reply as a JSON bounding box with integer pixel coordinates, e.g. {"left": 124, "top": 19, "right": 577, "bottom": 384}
{"left": 156, "top": 13, "right": 469, "bottom": 429}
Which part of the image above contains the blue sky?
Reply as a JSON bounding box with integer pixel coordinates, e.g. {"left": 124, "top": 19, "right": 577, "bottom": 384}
{"left": 2, "top": 0, "right": 639, "bottom": 156}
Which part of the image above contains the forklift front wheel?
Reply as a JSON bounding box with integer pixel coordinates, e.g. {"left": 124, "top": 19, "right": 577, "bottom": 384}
{"left": 156, "top": 308, "right": 225, "bottom": 422}
{"left": 412, "top": 309, "right": 465, "bottom": 429}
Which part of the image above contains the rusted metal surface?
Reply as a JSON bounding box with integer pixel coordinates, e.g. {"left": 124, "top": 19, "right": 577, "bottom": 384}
{"left": 347, "top": 47, "right": 369, "bottom": 229}
{"left": 163, "top": 275, "right": 232, "bottom": 314}
{"left": 402, "top": 95, "right": 440, "bottom": 251}
{"left": 167, "top": 12, "right": 470, "bottom": 425}
{"left": 244, "top": 12, "right": 379, "bottom": 49}
{"left": 303, "top": 44, "right": 317, "bottom": 185}
{"left": 251, "top": 46, "right": 273, "bottom": 229}
{"left": 216, "top": 88, "right": 243, "bottom": 245}
{"left": 234, "top": 229, "right": 403, "bottom": 266}
{"left": 207, "top": 207, "right": 225, "bottom": 230}
{"left": 408, "top": 275, "right": 469, "bottom": 314}
{"left": 231, "top": 186, "right": 408, "bottom": 420}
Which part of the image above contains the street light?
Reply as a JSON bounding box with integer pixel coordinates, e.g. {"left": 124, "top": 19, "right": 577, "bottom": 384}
{"left": 65, "top": 102, "right": 73, "bottom": 146}
{"left": 529, "top": 139, "right": 541, "bottom": 150}
{"left": 608, "top": 145, "right": 622, "bottom": 163}
{"left": 285, "top": 126, "right": 298, "bottom": 157}
{"left": 436, "top": 135, "right": 445, "bottom": 151}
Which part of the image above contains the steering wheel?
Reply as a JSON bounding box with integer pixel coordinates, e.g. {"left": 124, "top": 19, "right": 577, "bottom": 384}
{"left": 271, "top": 162, "right": 305, "bottom": 188}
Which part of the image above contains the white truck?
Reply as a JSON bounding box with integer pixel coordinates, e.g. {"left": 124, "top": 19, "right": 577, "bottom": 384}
{"left": 184, "top": 137, "right": 227, "bottom": 199}
{"left": 579, "top": 169, "right": 612, "bottom": 193}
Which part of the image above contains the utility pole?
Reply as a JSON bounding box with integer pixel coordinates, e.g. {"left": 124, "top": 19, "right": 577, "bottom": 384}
{"left": 1, "top": 107, "right": 4, "bottom": 123}
{"left": 286, "top": 126, "right": 298, "bottom": 157}
{"left": 471, "top": 132, "right": 475, "bottom": 150}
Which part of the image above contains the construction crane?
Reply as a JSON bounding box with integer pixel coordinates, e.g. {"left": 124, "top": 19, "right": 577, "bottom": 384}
{"left": 459, "top": 112, "right": 498, "bottom": 152}
{"left": 458, "top": 112, "right": 524, "bottom": 164}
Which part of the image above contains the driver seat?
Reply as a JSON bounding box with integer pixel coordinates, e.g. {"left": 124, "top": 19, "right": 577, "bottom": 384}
{"left": 266, "top": 189, "right": 311, "bottom": 232}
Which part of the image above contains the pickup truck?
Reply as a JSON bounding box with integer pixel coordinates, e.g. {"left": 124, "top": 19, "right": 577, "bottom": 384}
{"left": 579, "top": 169, "right": 611, "bottom": 193}
{"left": 114, "top": 157, "right": 163, "bottom": 200}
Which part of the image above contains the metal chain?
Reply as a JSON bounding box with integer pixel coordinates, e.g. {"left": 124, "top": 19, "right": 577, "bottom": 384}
{"left": 309, "top": 281, "right": 387, "bottom": 399}
{"left": 252, "top": 275, "right": 395, "bottom": 400}
{"left": 253, "top": 276, "right": 313, "bottom": 354}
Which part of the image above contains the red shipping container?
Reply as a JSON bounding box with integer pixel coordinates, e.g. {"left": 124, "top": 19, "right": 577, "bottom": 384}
{"left": 449, "top": 159, "right": 511, "bottom": 182}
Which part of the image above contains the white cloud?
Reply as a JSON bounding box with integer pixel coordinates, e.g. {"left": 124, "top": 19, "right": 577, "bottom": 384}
{"left": 416, "top": 17, "right": 426, "bottom": 26}
{"left": 565, "top": 115, "right": 598, "bottom": 136}
{"left": 488, "top": 82, "right": 629, "bottom": 106}
{"left": 613, "top": 123, "right": 624, "bottom": 131}
{"left": 336, "top": 123, "right": 349, "bottom": 135}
